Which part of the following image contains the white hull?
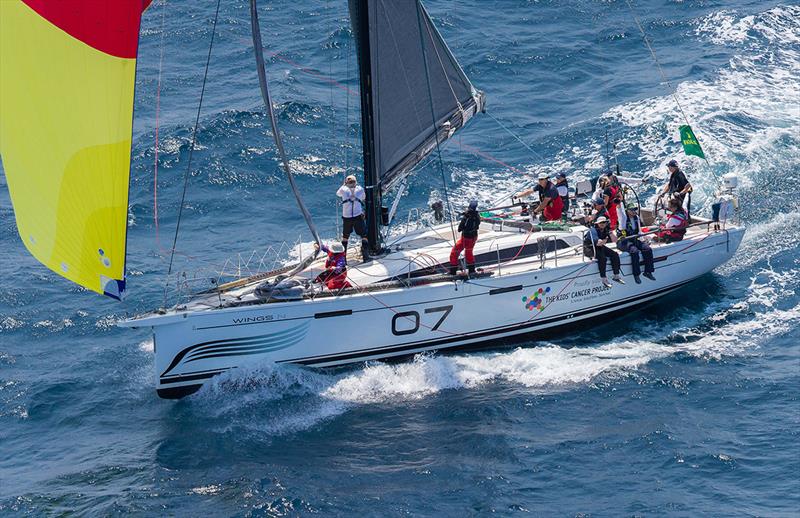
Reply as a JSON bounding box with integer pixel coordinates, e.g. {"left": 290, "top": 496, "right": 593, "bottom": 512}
{"left": 123, "top": 223, "right": 745, "bottom": 398}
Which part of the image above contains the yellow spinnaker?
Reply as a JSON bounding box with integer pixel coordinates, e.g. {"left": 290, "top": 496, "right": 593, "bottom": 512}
{"left": 0, "top": 1, "right": 144, "bottom": 299}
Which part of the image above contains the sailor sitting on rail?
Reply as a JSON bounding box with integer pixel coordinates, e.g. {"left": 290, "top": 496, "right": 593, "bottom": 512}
{"left": 313, "top": 242, "right": 351, "bottom": 291}
{"left": 584, "top": 216, "right": 624, "bottom": 288}
{"left": 618, "top": 204, "right": 656, "bottom": 284}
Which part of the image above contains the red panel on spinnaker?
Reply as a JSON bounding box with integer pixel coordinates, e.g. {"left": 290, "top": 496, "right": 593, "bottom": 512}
{"left": 21, "top": 0, "right": 152, "bottom": 58}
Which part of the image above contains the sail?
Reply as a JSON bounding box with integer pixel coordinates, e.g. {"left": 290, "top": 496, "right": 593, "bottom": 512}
{"left": 0, "top": 0, "right": 151, "bottom": 299}
{"left": 348, "top": 0, "right": 485, "bottom": 194}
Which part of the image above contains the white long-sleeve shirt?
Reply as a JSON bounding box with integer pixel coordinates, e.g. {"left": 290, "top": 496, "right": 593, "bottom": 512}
{"left": 337, "top": 185, "right": 365, "bottom": 218}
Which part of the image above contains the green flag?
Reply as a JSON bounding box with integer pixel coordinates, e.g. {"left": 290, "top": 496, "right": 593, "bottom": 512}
{"left": 679, "top": 124, "right": 705, "bottom": 159}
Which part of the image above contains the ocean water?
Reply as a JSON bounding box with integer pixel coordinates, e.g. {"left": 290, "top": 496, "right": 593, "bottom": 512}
{"left": 1, "top": 0, "right": 799, "bottom": 515}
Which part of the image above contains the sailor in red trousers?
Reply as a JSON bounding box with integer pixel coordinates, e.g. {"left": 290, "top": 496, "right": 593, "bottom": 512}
{"left": 449, "top": 200, "right": 481, "bottom": 276}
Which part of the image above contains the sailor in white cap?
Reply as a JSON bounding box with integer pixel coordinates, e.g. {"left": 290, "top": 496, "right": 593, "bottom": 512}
{"left": 516, "top": 172, "right": 564, "bottom": 221}
{"left": 336, "top": 174, "right": 369, "bottom": 261}
{"left": 583, "top": 215, "right": 624, "bottom": 287}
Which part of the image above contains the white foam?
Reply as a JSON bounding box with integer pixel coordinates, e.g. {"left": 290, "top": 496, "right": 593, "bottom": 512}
{"left": 500, "top": 5, "right": 800, "bottom": 215}
{"left": 716, "top": 211, "right": 800, "bottom": 275}
{"left": 695, "top": 6, "right": 800, "bottom": 47}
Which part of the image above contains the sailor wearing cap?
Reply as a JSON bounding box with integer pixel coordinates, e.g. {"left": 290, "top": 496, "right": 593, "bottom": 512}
{"left": 618, "top": 203, "right": 655, "bottom": 283}
{"left": 661, "top": 159, "right": 693, "bottom": 215}
{"left": 588, "top": 195, "right": 609, "bottom": 224}
{"left": 336, "top": 174, "right": 370, "bottom": 261}
{"left": 583, "top": 215, "right": 624, "bottom": 287}
{"left": 313, "top": 241, "right": 351, "bottom": 291}
{"left": 515, "top": 172, "right": 564, "bottom": 222}
{"left": 531, "top": 172, "right": 564, "bottom": 221}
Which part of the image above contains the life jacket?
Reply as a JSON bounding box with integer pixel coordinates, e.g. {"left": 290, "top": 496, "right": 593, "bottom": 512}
{"left": 624, "top": 215, "right": 641, "bottom": 236}
{"left": 325, "top": 252, "right": 347, "bottom": 274}
{"left": 661, "top": 210, "right": 688, "bottom": 240}
{"left": 620, "top": 215, "right": 642, "bottom": 246}
{"left": 458, "top": 210, "right": 481, "bottom": 238}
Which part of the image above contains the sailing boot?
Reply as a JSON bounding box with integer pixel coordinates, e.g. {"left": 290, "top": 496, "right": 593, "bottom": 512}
{"left": 361, "top": 239, "right": 371, "bottom": 262}
{"left": 467, "top": 264, "right": 476, "bottom": 277}
{"left": 634, "top": 275, "right": 642, "bottom": 284}
{"left": 643, "top": 272, "right": 656, "bottom": 281}
{"left": 449, "top": 265, "right": 458, "bottom": 276}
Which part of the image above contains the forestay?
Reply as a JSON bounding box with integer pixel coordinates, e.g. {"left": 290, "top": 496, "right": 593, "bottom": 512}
{"left": 348, "top": 0, "right": 485, "bottom": 194}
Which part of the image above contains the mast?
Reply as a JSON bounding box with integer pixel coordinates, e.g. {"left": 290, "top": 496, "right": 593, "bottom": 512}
{"left": 347, "top": 0, "right": 485, "bottom": 255}
{"left": 350, "top": 0, "right": 383, "bottom": 254}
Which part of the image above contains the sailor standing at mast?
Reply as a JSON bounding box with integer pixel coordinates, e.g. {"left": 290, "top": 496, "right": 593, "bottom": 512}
{"left": 337, "top": 175, "right": 370, "bottom": 262}
{"left": 449, "top": 200, "right": 481, "bottom": 276}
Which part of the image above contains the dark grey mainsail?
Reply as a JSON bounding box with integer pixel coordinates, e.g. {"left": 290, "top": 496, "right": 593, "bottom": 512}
{"left": 349, "top": 0, "right": 485, "bottom": 251}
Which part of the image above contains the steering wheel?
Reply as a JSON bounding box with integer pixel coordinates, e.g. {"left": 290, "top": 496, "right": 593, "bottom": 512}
{"left": 653, "top": 193, "right": 669, "bottom": 224}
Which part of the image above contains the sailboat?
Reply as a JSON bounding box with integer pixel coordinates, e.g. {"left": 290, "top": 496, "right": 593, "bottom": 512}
{"left": 0, "top": 0, "right": 744, "bottom": 399}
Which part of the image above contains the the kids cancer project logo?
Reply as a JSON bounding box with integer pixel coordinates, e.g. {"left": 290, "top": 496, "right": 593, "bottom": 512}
{"left": 522, "top": 286, "right": 551, "bottom": 311}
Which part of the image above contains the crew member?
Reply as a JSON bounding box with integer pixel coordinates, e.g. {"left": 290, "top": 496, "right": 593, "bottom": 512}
{"left": 449, "top": 200, "right": 481, "bottom": 275}
{"left": 586, "top": 197, "right": 608, "bottom": 224}
{"left": 555, "top": 172, "right": 570, "bottom": 219}
{"left": 336, "top": 175, "right": 370, "bottom": 262}
{"left": 661, "top": 159, "right": 693, "bottom": 215}
{"left": 618, "top": 204, "right": 655, "bottom": 283}
{"left": 584, "top": 216, "right": 623, "bottom": 287}
{"left": 602, "top": 177, "right": 622, "bottom": 230}
{"left": 657, "top": 197, "right": 689, "bottom": 242}
{"left": 531, "top": 172, "right": 564, "bottom": 221}
{"left": 313, "top": 242, "right": 351, "bottom": 291}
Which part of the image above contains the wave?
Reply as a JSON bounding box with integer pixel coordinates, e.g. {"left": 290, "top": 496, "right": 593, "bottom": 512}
{"left": 526, "top": 5, "right": 800, "bottom": 215}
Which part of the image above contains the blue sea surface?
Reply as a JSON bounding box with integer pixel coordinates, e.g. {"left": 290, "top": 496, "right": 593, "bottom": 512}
{"left": 1, "top": 0, "right": 799, "bottom": 515}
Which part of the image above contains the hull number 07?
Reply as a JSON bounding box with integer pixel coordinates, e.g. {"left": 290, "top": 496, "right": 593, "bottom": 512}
{"left": 391, "top": 305, "right": 453, "bottom": 336}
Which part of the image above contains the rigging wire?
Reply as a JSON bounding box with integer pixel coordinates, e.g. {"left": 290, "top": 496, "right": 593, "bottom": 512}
{"left": 153, "top": 0, "right": 168, "bottom": 255}
{"left": 327, "top": 0, "right": 341, "bottom": 240}
{"left": 414, "top": 0, "right": 457, "bottom": 244}
{"left": 250, "top": 0, "right": 322, "bottom": 252}
{"left": 486, "top": 112, "right": 548, "bottom": 164}
{"left": 165, "top": 0, "right": 222, "bottom": 286}
{"left": 623, "top": 0, "right": 718, "bottom": 184}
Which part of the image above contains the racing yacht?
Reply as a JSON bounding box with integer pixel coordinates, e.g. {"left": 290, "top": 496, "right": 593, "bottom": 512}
{"left": 0, "top": 0, "right": 744, "bottom": 399}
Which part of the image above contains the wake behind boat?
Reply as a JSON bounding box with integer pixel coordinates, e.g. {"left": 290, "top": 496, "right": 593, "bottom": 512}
{"left": 0, "top": 0, "right": 745, "bottom": 399}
